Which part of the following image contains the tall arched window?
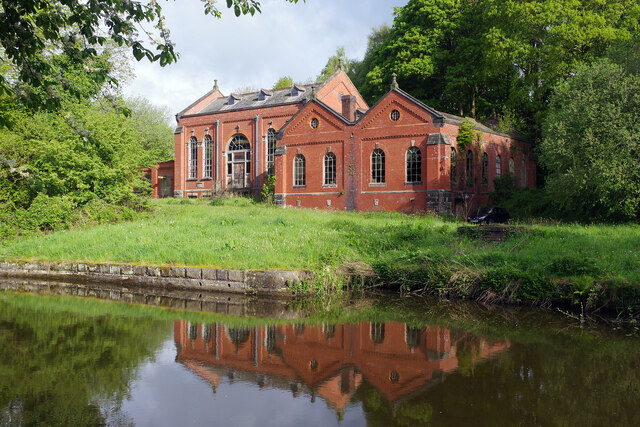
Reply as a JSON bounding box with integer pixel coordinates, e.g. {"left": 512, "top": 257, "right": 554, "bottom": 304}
{"left": 203, "top": 135, "right": 212, "bottom": 178}
{"left": 496, "top": 155, "right": 502, "bottom": 178}
{"left": 371, "top": 323, "right": 385, "bottom": 345}
{"left": 371, "top": 148, "right": 385, "bottom": 184}
{"left": 521, "top": 155, "right": 527, "bottom": 187}
{"left": 481, "top": 152, "right": 489, "bottom": 186}
{"left": 451, "top": 147, "right": 458, "bottom": 185}
{"left": 324, "top": 152, "right": 336, "bottom": 186}
{"left": 266, "top": 128, "right": 276, "bottom": 176}
{"left": 294, "top": 154, "right": 305, "bottom": 187}
{"left": 465, "top": 150, "right": 473, "bottom": 186}
{"left": 406, "top": 146, "right": 421, "bottom": 183}
{"left": 227, "top": 134, "right": 251, "bottom": 188}
{"left": 189, "top": 136, "right": 197, "bottom": 179}
{"left": 508, "top": 157, "right": 515, "bottom": 175}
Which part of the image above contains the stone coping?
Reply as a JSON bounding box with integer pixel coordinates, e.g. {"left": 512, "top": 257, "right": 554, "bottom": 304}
{"left": 0, "top": 278, "right": 305, "bottom": 319}
{"left": 0, "top": 260, "right": 312, "bottom": 295}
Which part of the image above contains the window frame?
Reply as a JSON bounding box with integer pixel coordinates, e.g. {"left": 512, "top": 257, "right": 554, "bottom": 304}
{"left": 226, "top": 133, "right": 251, "bottom": 188}
{"left": 406, "top": 146, "right": 422, "bottom": 184}
{"left": 266, "top": 128, "right": 277, "bottom": 176}
{"left": 323, "top": 152, "right": 337, "bottom": 186}
{"left": 465, "top": 150, "right": 473, "bottom": 186}
{"left": 371, "top": 148, "right": 386, "bottom": 184}
{"left": 203, "top": 134, "right": 212, "bottom": 179}
{"left": 481, "top": 152, "right": 489, "bottom": 186}
{"left": 293, "top": 154, "right": 306, "bottom": 187}
{"left": 188, "top": 136, "right": 197, "bottom": 180}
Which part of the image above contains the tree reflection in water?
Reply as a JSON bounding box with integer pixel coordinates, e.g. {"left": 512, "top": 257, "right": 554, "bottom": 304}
{"left": 0, "top": 294, "right": 169, "bottom": 426}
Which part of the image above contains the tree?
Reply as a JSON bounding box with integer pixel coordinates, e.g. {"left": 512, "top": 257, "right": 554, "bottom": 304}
{"left": 353, "top": 0, "right": 640, "bottom": 135}
{"left": 316, "top": 46, "right": 357, "bottom": 83}
{"left": 126, "top": 97, "right": 174, "bottom": 163}
{"left": 540, "top": 60, "right": 640, "bottom": 221}
{"left": 0, "top": 0, "right": 303, "bottom": 106}
{"left": 350, "top": 24, "right": 391, "bottom": 101}
{"left": 272, "top": 76, "right": 294, "bottom": 90}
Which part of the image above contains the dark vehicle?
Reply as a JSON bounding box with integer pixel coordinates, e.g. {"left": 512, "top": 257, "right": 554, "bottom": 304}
{"left": 468, "top": 207, "right": 510, "bottom": 224}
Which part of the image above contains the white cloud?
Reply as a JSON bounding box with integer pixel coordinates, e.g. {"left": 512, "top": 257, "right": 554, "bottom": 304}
{"left": 122, "top": 0, "right": 407, "bottom": 121}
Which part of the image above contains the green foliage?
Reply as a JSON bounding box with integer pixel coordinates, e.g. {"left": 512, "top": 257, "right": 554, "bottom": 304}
{"left": 352, "top": 0, "right": 640, "bottom": 135}
{"left": 2, "top": 199, "right": 640, "bottom": 310}
{"left": 125, "top": 97, "right": 175, "bottom": 163}
{"left": 0, "top": 0, "right": 303, "bottom": 105}
{"left": 316, "top": 46, "right": 357, "bottom": 83}
{"left": 272, "top": 75, "right": 294, "bottom": 90}
{"left": 261, "top": 175, "right": 276, "bottom": 204}
{"left": 489, "top": 176, "right": 554, "bottom": 220}
{"left": 540, "top": 60, "right": 640, "bottom": 221}
{"left": 548, "top": 255, "right": 602, "bottom": 277}
{"left": 455, "top": 120, "right": 476, "bottom": 153}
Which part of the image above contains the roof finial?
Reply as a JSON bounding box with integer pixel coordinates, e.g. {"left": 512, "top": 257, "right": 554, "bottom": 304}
{"left": 338, "top": 58, "right": 345, "bottom": 72}
{"left": 213, "top": 79, "right": 219, "bottom": 91}
{"left": 311, "top": 85, "right": 317, "bottom": 100}
{"left": 391, "top": 72, "right": 399, "bottom": 90}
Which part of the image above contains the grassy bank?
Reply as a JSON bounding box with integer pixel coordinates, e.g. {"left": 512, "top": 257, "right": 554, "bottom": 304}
{"left": 1, "top": 197, "right": 639, "bottom": 311}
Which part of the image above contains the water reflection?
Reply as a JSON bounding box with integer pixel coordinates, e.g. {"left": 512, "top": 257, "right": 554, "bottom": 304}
{"left": 174, "top": 320, "right": 508, "bottom": 418}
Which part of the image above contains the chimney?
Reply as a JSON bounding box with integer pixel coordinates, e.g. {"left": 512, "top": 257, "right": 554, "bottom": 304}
{"left": 341, "top": 95, "right": 356, "bottom": 122}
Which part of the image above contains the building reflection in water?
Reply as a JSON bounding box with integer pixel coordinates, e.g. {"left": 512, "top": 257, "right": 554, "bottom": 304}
{"left": 174, "top": 320, "right": 508, "bottom": 418}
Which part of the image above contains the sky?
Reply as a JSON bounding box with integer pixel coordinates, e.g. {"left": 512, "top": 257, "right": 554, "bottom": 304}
{"left": 122, "top": 0, "right": 408, "bottom": 119}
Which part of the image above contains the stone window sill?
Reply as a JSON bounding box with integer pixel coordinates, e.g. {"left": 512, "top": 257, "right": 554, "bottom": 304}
{"left": 369, "top": 182, "right": 386, "bottom": 187}
{"left": 293, "top": 185, "right": 306, "bottom": 189}
{"left": 186, "top": 178, "right": 198, "bottom": 181}
{"left": 322, "top": 184, "right": 337, "bottom": 188}
{"left": 200, "top": 177, "right": 213, "bottom": 181}
{"left": 405, "top": 181, "right": 423, "bottom": 186}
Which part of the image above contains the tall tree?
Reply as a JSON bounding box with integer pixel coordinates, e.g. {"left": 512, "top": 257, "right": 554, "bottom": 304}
{"left": 0, "top": 0, "right": 303, "bottom": 107}
{"left": 539, "top": 60, "right": 640, "bottom": 221}
{"left": 316, "top": 46, "right": 357, "bottom": 82}
{"left": 272, "top": 76, "right": 294, "bottom": 89}
{"left": 355, "top": 0, "right": 640, "bottom": 135}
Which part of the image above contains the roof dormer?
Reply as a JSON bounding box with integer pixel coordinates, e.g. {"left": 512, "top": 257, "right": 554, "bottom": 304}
{"left": 258, "top": 89, "right": 272, "bottom": 101}
{"left": 228, "top": 93, "right": 241, "bottom": 105}
{"left": 290, "top": 85, "right": 306, "bottom": 97}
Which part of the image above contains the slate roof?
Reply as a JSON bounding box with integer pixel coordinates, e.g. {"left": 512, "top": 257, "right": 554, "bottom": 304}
{"left": 179, "top": 82, "right": 324, "bottom": 118}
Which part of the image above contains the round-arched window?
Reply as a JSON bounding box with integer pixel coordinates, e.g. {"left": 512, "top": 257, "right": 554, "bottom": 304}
{"left": 227, "top": 134, "right": 251, "bottom": 188}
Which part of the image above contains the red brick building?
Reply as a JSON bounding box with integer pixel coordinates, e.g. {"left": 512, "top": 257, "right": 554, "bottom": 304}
{"left": 174, "top": 320, "right": 509, "bottom": 416}
{"left": 150, "top": 69, "right": 535, "bottom": 215}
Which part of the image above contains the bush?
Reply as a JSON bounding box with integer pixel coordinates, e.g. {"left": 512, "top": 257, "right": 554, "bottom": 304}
{"left": 21, "top": 194, "right": 76, "bottom": 232}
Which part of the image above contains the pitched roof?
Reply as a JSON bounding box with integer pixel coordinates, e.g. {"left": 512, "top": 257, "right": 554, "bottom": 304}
{"left": 178, "top": 77, "right": 338, "bottom": 118}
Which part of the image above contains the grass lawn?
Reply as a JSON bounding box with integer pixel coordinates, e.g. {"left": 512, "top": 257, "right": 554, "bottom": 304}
{"left": 1, "top": 197, "right": 639, "bottom": 303}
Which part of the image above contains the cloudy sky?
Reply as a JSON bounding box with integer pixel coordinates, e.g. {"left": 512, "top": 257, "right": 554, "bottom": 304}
{"left": 122, "top": 0, "right": 408, "bottom": 119}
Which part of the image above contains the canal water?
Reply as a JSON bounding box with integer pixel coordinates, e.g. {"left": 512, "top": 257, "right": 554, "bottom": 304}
{"left": 0, "top": 278, "right": 639, "bottom": 426}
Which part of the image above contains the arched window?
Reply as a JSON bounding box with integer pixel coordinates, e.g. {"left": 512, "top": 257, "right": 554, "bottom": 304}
{"left": 266, "top": 128, "right": 276, "bottom": 176}
{"left": 451, "top": 147, "right": 458, "bottom": 185}
{"left": 465, "top": 150, "right": 473, "bottom": 186}
{"left": 405, "top": 325, "right": 421, "bottom": 349}
{"left": 508, "top": 157, "right": 515, "bottom": 175}
{"left": 371, "top": 322, "right": 385, "bottom": 345}
{"left": 521, "top": 155, "right": 527, "bottom": 187}
{"left": 371, "top": 148, "right": 385, "bottom": 184}
{"left": 481, "top": 152, "right": 489, "bottom": 186}
{"left": 323, "top": 323, "right": 336, "bottom": 339}
{"left": 189, "top": 136, "right": 197, "bottom": 179}
{"left": 406, "top": 146, "right": 421, "bottom": 183}
{"left": 324, "top": 152, "right": 336, "bottom": 186}
{"left": 496, "top": 155, "right": 502, "bottom": 178}
{"left": 227, "top": 134, "right": 251, "bottom": 188}
{"left": 294, "top": 154, "right": 305, "bottom": 187}
{"left": 203, "top": 135, "right": 212, "bottom": 179}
